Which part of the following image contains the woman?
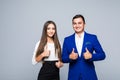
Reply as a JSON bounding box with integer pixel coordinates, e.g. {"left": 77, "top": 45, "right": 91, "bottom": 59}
{"left": 32, "top": 20, "right": 63, "bottom": 80}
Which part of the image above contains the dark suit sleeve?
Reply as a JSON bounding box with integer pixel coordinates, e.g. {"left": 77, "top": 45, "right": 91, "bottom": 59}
{"left": 89, "top": 35, "right": 106, "bottom": 61}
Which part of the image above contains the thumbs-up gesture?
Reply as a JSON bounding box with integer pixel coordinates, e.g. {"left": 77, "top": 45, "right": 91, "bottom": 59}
{"left": 42, "top": 45, "right": 50, "bottom": 58}
{"left": 83, "top": 48, "right": 92, "bottom": 60}
{"left": 69, "top": 48, "right": 78, "bottom": 60}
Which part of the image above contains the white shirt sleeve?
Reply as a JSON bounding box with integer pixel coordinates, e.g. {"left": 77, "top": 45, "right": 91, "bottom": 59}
{"left": 32, "top": 41, "right": 40, "bottom": 65}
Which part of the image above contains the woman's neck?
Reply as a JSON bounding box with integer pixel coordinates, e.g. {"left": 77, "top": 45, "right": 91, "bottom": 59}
{"left": 47, "top": 37, "right": 54, "bottom": 43}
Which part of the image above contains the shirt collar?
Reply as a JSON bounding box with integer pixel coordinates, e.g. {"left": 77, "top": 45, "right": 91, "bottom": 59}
{"left": 75, "top": 32, "right": 85, "bottom": 38}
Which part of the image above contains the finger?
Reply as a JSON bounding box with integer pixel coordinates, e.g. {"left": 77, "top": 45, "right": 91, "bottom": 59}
{"left": 85, "top": 47, "right": 89, "bottom": 52}
{"left": 49, "top": 50, "right": 50, "bottom": 54}
{"left": 55, "top": 62, "right": 58, "bottom": 66}
{"left": 72, "top": 48, "right": 75, "bottom": 53}
{"left": 55, "top": 62, "right": 58, "bottom": 64}
{"left": 44, "top": 45, "right": 48, "bottom": 50}
{"left": 55, "top": 62, "right": 59, "bottom": 68}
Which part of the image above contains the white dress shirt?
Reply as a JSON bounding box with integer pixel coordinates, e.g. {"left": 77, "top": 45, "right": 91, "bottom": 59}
{"left": 32, "top": 41, "right": 59, "bottom": 65}
{"left": 75, "top": 32, "right": 84, "bottom": 56}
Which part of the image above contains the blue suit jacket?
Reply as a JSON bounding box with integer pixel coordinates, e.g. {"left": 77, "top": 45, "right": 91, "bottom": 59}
{"left": 62, "top": 32, "right": 106, "bottom": 80}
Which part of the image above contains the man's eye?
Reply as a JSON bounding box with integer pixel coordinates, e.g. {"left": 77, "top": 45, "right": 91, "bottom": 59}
{"left": 73, "top": 23, "right": 76, "bottom": 25}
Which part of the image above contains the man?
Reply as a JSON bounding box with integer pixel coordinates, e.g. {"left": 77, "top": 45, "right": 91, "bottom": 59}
{"left": 62, "top": 14, "right": 106, "bottom": 80}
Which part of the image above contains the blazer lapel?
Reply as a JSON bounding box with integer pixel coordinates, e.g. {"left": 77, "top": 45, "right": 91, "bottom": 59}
{"left": 81, "top": 32, "right": 87, "bottom": 55}
{"left": 71, "top": 33, "right": 79, "bottom": 54}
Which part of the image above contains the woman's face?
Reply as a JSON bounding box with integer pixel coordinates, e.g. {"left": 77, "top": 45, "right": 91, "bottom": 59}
{"left": 47, "top": 23, "right": 55, "bottom": 38}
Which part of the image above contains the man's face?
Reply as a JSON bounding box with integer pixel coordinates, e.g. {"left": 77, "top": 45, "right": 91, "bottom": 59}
{"left": 72, "top": 17, "right": 85, "bottom": 34}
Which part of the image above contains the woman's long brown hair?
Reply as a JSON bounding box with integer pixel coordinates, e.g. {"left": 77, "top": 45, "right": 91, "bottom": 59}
{"left": 36, "top": 21, "right": 62, "bottom": 60}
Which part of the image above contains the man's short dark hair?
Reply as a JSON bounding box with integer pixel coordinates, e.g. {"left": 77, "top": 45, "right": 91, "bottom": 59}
{"left": 72, "top": 14, "right": 86, "bottom": 24}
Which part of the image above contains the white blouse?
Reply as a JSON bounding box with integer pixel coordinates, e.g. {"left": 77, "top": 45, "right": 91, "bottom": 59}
{"left": 32, "top": 41, "right": 59, "bottom": 65}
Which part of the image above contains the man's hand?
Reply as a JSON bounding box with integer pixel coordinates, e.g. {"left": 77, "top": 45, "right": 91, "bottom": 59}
{"left": 69, "top": 48, "right": 78, "bottom": 60}
{"left": 83, "top": 48, "right": 92, "bottom": 60}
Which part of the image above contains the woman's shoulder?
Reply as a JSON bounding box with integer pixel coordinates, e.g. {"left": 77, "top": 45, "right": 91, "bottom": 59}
{"left": 35, "top": 41, "right": 40, "bottom": 46}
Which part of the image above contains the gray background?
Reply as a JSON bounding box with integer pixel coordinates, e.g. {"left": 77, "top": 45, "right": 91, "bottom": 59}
{"left": 0, "top": 0, "right": 120, "bottom": 80}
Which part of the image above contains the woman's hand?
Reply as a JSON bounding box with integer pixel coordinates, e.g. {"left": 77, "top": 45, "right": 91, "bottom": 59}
{"left": 42, "top": 45, "right": 50, "bottom": 58}
{"left": 55, "top": 60, "right": 63, "bottom": 68}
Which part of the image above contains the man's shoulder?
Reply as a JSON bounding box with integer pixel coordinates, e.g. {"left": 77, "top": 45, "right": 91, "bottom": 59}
{"left": 85, "top": 32, "right": 98, "bottom": 41}
{"left": 85, "top": 32, "right": 97, "bottom": 37}
{"left": 64, "top": 33, "right": 75, "bottom": 39}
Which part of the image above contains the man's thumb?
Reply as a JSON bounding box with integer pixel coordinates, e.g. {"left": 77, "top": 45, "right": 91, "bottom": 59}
{"left": 85, "top": 47, "right": 89, "bottom": 52}
{"left": 72, "top": 48, "right": 75, "bottom": 53}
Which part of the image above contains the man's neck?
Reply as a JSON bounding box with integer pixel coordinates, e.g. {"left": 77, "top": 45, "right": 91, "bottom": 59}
{"left": 76, "top": 31, "right": 84, "bottom": 37}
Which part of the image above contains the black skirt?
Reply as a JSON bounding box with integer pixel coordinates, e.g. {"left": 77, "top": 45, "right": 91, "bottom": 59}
{"left": 37, "top": 61, "right": 60, "bottom": 80}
